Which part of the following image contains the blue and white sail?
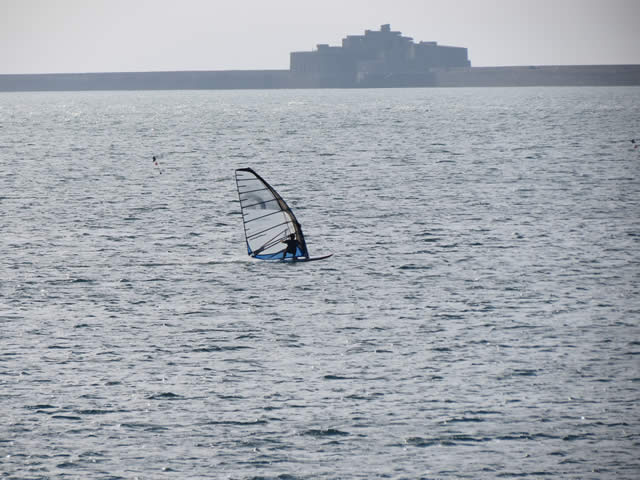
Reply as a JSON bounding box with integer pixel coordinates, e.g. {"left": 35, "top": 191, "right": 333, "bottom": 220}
{"left": 235, "top": 168, "right": 309, "bottom": 260}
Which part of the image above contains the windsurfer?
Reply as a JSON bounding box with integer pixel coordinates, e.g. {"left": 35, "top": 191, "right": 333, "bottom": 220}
{"left": 282, "top": 233, "right": 299, "bottom": 260}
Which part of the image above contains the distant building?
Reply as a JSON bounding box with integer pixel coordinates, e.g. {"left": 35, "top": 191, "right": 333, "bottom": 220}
{"left": 4, "top": 24, "right": 640, "bottom": 92}
{"left": 290, "top": 24, "right": 470, "bottom": 86}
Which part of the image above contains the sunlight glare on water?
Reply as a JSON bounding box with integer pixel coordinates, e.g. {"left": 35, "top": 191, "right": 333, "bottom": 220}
{"left": 1, "top": 87, "right": 639, "bottom": 479}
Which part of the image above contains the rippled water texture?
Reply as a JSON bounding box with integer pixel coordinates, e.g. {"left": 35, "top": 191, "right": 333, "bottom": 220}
{"left": 1, "top": 87, "right": 639, "bottom": 479}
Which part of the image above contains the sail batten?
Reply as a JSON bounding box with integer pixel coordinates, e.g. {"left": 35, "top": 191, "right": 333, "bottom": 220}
{"left": 244, "top": 198, "right": 280, "bottom": 209}
{"left": 245, "top": 210, "right": 284, "bottom": 224}
{"left": 247, "top": 221, "right": 290, "bottom": 239}
{"left": 242, "top": 187, "right": 270, "bottom": 195}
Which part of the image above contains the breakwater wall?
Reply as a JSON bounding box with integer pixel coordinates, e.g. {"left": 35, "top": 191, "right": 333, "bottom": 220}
{"left": 1, "top": 65, "right": 639, "bottom": 91}
{"left": 0, "top": 70, "right": 294, "bottom": 92}
{"left": 431, "top": 65, "right": 640, "bottom": 87}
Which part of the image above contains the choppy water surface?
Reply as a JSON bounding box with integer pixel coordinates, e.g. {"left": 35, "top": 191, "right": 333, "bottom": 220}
{"left": 1, "top": 87, "right": 639, "bottom": 479}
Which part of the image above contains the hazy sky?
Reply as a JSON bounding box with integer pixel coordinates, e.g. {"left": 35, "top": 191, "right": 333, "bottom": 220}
{"left": 2, "top": 0, "right": 639, "bottom": 74}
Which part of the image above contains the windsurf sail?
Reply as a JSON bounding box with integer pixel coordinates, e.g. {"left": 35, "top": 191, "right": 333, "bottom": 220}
{"left": 235, "top": 168, "right": 309, "bottom": 260}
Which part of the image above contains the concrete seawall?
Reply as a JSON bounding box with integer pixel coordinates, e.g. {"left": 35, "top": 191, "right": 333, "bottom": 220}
{"left": 1, "top": 65, "right": 639, "bottom": 91}
{"left": 431, "top": 65, "right": 640, "bottom": 87}
{"left": 0, "top": 70, "right": 294, "bottom": 91}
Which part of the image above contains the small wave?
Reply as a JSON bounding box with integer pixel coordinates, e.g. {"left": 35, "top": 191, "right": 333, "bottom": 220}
{"left": 323, "top": 374, "right": 353, "bottom": 380}
{"left": 497, "top": 433, "right": 558, "bottom": 441}
{"left": 404, "top": 436, "right": 439, "bottom": 447}
{"left": 443, "top": 416, "right": 486, "bottom": 424}
{"left": 75, "top": 409, "right": 119, "bottom": 415}
{"left": 192, "top": 345, "right": 250, "bottom": 352}
{"left": 25, "top": 404, "right": 57, "bottom": 410}
{"left": 398, "top": 263, "right": 432, "bottom": 270}
{"left": 51, "top": 415, "right": 82, "bottom": 420}
{"left": 512, "top": 369, "right": 539, "bottom": 377}
{"left": 120, "top": 422, "right": 168, "bottom": 431}
{"left": 147, "top": 392, "right": 183, "bottom": 400}
{"left": 205, "top": 419, "right": 267, "bottom": 426}
{"left": 303, "top": 428, "right": 349, "bottom": 437}
{"left": 563, "top": 433, "right": 593, "bottom": 441}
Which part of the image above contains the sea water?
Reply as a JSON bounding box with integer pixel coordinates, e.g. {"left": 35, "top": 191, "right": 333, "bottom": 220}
{"left": 1, "top": 87, "right": 639, "bottom": 479}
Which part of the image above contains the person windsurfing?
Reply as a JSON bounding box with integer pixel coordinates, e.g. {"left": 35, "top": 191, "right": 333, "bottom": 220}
{"left": 282, "top": 233, "right": 299, "bottom": 260}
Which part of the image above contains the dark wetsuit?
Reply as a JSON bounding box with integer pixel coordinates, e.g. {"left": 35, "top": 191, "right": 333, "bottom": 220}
{"left": 283, "top": 238, "right": 298, "bottom": 258}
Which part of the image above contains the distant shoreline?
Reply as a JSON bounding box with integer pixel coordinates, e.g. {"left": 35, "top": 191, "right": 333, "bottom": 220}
{"left": 1, "top": 65, "right": 639, "bottom": 91}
